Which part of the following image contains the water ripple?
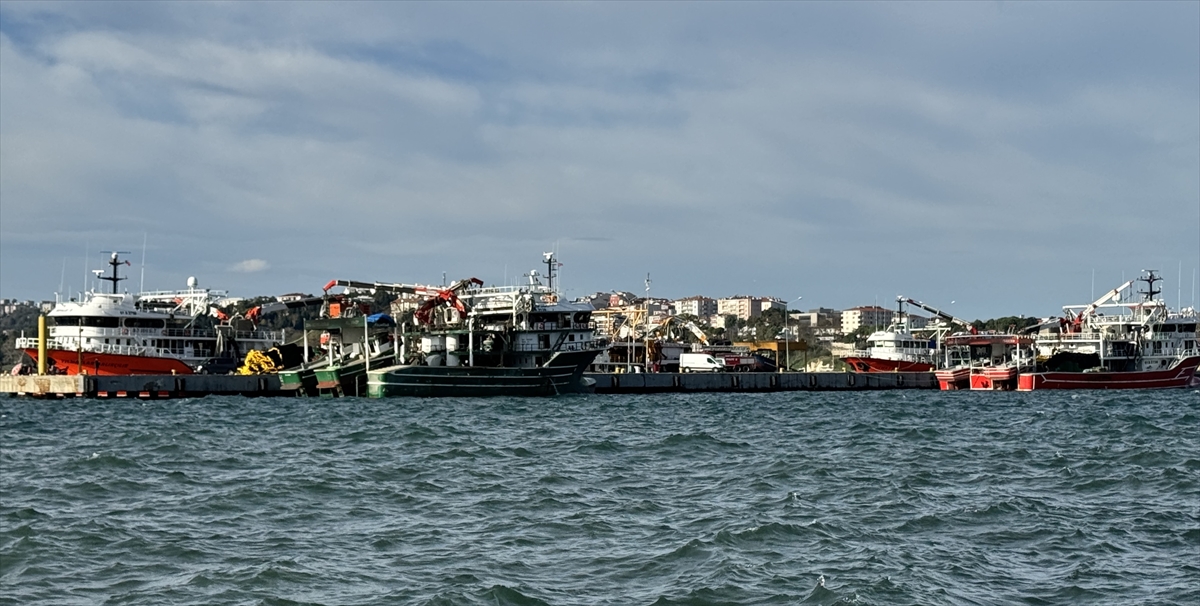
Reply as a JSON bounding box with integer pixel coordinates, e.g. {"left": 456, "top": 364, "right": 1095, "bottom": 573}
{"left": 2, "top": 390, "right": 1197, "bottom": 605}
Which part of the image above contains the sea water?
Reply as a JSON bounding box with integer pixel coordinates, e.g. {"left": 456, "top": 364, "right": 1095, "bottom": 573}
{"left": 2, "top": 390, "right": 1198, "bottom": 605}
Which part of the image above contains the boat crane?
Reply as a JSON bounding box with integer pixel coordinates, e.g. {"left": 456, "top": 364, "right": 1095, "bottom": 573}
{"left": 898, "top": 297, "right": 977, "bottom": 335}
{"left": 644, "top": 316, "right": 709, "bottom": 346}
{"left": 241, "top": 296, "right": 325, "bottom": 323}
{"left": 322, "top": 277, "right": 483, "bottom": 326}
{"left": 1064, "top": 279, "right": 1135, "bottom": 331}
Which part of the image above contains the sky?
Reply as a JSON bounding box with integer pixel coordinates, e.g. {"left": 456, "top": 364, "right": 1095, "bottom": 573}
{"left": 1, "top": 1, "right": 1197, "bottom": 320}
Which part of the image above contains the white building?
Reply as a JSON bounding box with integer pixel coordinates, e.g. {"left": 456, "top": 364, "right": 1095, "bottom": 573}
{"left": 717, "top": 296, "right": 762, "bottom": 321}
{"left": 841, "top": 306, "right": 895, "bottom": 334}
{"left": 674, "top": 296, "right": 717, "bottom": 318}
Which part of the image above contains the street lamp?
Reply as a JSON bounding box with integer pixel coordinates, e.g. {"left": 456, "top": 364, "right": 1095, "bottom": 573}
{"left": 782, "top": 295, "right": 802, "bottom": 372}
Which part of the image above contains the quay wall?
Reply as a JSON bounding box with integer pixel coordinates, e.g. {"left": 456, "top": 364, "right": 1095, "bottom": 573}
{"left": 1, "top": 374, "right": 281, "bottom": 399}
{"left": 585, "top": 371, "right": 936, "bottom": 393}
{"left": 2, "top": 372, "right": 934, "bottom": 398}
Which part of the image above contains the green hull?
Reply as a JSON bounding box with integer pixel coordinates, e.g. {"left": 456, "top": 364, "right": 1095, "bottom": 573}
{"left": 367, "top": 350, "right": 599, "bottom": 398}
{"left": 278, "top": 368, "right": 319, "bottom": 397}
{"left": 313, "top": 354, "right": 395, "bottom": 397}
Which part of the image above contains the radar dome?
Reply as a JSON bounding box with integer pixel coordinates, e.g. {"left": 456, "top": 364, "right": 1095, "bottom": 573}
{"left": 187, "top": 276, "right": 198, "bottom": 288}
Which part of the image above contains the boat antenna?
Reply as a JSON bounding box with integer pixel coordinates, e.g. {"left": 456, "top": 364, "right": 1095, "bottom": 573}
{"left": 99, "top": 251, "right": 132, "bottom": 293}
{"left": 140, "top": 233, "right": 147, "bottom": 293}
{"left": 1139, "top": 269, "right": 1161, "bottom": 302}
{"left": 543, "top": 251, "right": 561, "bottom": 292}
{"left": 58, "top": 258, "right": 66, "bottom": 298}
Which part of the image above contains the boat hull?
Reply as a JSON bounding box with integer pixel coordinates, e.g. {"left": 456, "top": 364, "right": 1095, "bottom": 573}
{"left": 970, "top": 367, "right": 1019, "bottom": 391}
{"left": 935, "top": 367, "right": 970, "bottom": 390}
{"left": 22, "top": 348, "right": 194, "bottom": 376}
{"left": 367, "top": 349, "right": 600, "bottom": 397}
{"left": 278, "top": 368, "right": 319, "bottom": 396}
{"left": 842, "top": 356, "right": 935, "bottom": 373}
{"left": 1017, "top": 356, "right": 1200, "bottom": 391}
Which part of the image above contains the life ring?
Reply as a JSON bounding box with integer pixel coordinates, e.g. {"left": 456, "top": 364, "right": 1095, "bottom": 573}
{"left": 121, "top": 328, "right": 129, "bottom": 335}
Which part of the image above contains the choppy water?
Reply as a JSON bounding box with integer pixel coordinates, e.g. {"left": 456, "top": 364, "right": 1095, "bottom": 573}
{"left": 2, "top": 390, "right": 1198, "bottom": 605}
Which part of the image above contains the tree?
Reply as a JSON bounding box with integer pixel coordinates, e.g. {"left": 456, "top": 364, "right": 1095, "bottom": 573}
{"left": 972, "top": 316, "right": 1039, "bottom": 333}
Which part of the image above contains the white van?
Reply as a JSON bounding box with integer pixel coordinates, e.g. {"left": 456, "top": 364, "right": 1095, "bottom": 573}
{"left": 679, "top": 352, "right": 724, "bottom": 373}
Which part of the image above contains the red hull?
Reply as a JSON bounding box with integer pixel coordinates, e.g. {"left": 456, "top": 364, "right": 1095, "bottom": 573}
{"left": 935, "top": 368, "right": 971, "bottom": 390}
{"left": 842, "top": 356, "right": 935, "bottom": 373}
{"left": 22, "top": 348, "right": 195, "bottom": 376}
{"left": 1017, "top": 356, "right": 1200, "bottom": 391}
{"left": 970, "top": 367, "right": 1018, "bottom": 391}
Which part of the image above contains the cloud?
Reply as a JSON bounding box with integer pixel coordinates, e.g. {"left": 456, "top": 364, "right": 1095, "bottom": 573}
{"left": 229, "top": 259, "right": 270, "bottom": 273}
{"left": 0, "top": 2, "right": 1196, "bottom": 317}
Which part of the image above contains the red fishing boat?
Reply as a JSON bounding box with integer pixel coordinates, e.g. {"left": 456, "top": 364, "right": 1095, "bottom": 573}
{"left": 1017, "top": 270, "right": 1199, "bottom": 391}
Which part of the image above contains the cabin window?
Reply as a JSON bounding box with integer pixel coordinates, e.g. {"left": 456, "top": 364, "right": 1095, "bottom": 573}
{"left": 568, "top": 334, "right": 575, "bottom": 342}
{"left": 124, "top": 318, "right": 166, "bottom": 329}
{"left": 1180, "top": 324, "right": 1197, "bottom": 333}
{"left": 538, "top": 334, "right": 551, "bottom": 349}
{"left": 49, "top": 316, "right": 81, "bottom": 327}
{"left": 1159, "top": 325, "right": 1176, "bottom": 333}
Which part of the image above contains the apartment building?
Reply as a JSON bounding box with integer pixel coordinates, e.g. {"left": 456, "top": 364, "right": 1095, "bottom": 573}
{"left": 840, "top": 305, "right": 895, "bottom": 334}
{"left": 674, "top": 296, "right": 717, "bottom": 318}
{"left": 717, "top": 296, "right": 762, "bottom": 321}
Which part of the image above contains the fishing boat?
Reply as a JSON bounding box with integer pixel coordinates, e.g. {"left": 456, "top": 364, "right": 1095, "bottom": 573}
{"left": 1017, "top": 270, "right": 1199, "bottom": 390}
{"left": 365, "top": 253, "right": 607, "bottom": 397}
{"left": 935, "top": 332, "right": 1037, "bottom": 391}
{"left": 842, "top": 297, "right": 970, "bottom": 373}
{"left": 14, "top": 253, "right": 284, "bottom": 375}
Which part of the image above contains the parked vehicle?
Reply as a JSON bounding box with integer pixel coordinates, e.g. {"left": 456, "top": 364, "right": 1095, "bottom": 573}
{"left": 680, "top": 352, "right": 724, "bottom": 372}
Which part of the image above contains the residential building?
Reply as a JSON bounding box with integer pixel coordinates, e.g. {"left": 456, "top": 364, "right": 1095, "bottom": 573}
{"left": 717, "top": 296, "right": 762, "bottom": 321}
{"left": 760, "top": 298, "right": 787, "bottom": 313}
{"left": 841, "top": 305, "right": 895, "bottom": 334}
{"left": 674, "top": 296, "right": 717, "bottom": 318}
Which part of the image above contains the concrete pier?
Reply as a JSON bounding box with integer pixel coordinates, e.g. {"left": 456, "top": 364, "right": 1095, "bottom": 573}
{"left": 0, "top": 374, "right": 282, "bottom": 399}
{"left": 585, "top": 371, "right": 936, "bottom": 393}
{"left": 1, "top": 371, "right": 933, "bottom": 398}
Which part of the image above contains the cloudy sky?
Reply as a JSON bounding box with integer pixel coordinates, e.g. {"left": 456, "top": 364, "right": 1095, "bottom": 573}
{"left": 1, "top": 2, "right": 1197, "bottom": 319}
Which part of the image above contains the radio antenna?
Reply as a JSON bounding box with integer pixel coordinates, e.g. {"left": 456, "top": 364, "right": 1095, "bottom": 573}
{"left": 140, "top": 233, "right": 147, "bottom": 293}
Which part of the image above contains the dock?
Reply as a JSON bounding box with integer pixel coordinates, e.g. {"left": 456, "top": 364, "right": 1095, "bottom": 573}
{"left": 0, "top": 374, "right": 281, "bottom": 399}
{"left": 586, "top": 371, "right": 936, "bottom": 393}
{"left": 1, "top": 371, "right": 934, "bottom": 398}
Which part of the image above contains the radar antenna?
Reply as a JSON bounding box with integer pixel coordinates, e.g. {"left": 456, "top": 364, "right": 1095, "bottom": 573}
{"left": 1139, "top": 269, "right": 1162, "bottom": 302}
{"left": 98, "top": 251, "right": 132, "bottom": 294}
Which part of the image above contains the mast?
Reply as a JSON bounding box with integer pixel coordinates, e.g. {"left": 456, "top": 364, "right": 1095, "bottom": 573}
{"left": 1139, "top": 269, "right": 1161, "bottom": 302}
{"left": 99, "top": 251, "right": 131, "bottom": 294}
{"left": 542, "top": 252, "right": 559, "bottom": 292}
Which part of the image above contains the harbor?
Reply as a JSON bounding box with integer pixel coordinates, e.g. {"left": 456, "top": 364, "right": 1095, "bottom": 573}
{"left": 2, "top": 253, "right": 1197, "bottom": 397}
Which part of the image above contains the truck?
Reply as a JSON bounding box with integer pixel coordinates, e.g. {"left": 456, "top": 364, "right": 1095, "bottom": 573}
{"left": 679, "top": 352, "right": 725, "bottom": 373}
{"left": 717, "top": 351, "right": 778, "bottom": 372}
